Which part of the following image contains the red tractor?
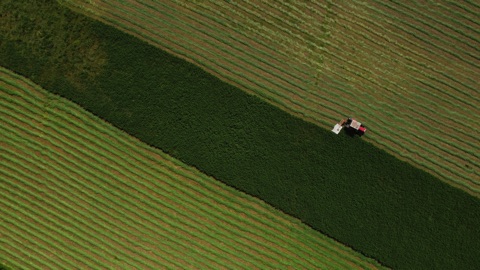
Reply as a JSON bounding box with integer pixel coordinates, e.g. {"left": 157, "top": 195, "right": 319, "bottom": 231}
{"left": 332, "top": 118, "right": 367, "bottom": 136}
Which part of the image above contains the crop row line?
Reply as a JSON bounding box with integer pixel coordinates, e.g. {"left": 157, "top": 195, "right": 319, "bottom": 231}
{"left": 396, "top": 0, "right": 480, "bottom": 45}
{"left": 356, "top": 1, "right": 479, "bottom": 69}
{"left": 327, "top": 1, "right": 478, "bottom": 85}
{"left": 0, "top": 219, "right": 59, "bottom": 269}
{"left": 0, "top": 165, "right": 143, "bottom": 269}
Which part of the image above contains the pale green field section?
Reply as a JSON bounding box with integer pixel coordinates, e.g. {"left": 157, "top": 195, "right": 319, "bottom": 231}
{"left": 0, "top": 66, "right": 386, "bottom": 269}
{"left": 60, "top": 0, "right": 480, "bottom": 197}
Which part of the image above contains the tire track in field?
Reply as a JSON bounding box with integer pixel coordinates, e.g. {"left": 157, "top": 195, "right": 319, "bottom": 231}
{"left": 1, "top": 67, "right": 385, "bottom": 269}
{"left": 59, "top": 0, "right": 480, "bottom": 196}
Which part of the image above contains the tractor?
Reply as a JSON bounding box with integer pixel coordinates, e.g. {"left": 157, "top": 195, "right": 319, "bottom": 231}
{"left": 332, "top": 118, "right": 366, "bottom": 136}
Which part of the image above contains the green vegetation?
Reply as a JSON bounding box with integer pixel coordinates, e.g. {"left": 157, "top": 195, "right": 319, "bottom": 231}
{"left": 1, "top": 66, "right": 385, "bottom": 269}
{"left": 60, "top": 0, "right": 480, "bottom": 195}
{"left": 1, "top": 1, "right": 480, "bottom": 269}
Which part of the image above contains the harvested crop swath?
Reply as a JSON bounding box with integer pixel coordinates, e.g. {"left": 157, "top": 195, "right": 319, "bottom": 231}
{"left": 60, "top": 0, "right": 480, "bottom": 196}
{"left": 0, "top": 66, "right": 385, "bottom": 269}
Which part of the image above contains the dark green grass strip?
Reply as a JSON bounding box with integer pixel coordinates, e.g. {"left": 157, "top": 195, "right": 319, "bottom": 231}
{"left": 63, "top": 0, "right": 480, "bottom": 193}
{"left": 2, "top": 2, "right": 480, "bottom": 269}
{"left": 1, "top": 68, "right": 384, "bottom": 269}
{"left": 0, "top": 73, "right": 382, "bottom": 268}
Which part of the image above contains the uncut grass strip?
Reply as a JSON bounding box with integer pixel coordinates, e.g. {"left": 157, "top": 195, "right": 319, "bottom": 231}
{"left": 55, "top": 105, "right": 382, "bottom": 268}
{"left": 0, "top": 158, "right": 154, "bottom": 270}
{"left": 1, "top": 107, "right": 378, "bottom": 270}
{"left": 0, "top": 127, "right": 226, "bottom": 269}
{"left": 47, "top": 62, "right": 476, "bottom": 194}
{"left": 57, "top": 105, "right": 368, "bottom": 268}
{"left": 0, "top": 223, "right": 56, "bottom": 270}
{"left": 48, "top": 103, "right": 346, "bottom": 265}
{"left": 2, "top": 100, "right": 386, "bottom": 268}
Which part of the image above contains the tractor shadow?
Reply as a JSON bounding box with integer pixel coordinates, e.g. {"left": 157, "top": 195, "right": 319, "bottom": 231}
{"left": 342, "top": 128, "right": 364, "bottom": 138}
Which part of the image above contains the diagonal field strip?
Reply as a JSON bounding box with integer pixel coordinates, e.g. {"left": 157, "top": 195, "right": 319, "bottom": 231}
{"left": 0, "top": 66, "right": 386, "bottom": 269}
{"left": 59, "top": 0, "right": 480, "bottom": 197}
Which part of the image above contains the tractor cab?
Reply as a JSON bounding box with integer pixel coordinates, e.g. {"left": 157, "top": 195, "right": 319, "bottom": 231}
{"left": 345, "top": 118, "right": 366, "bottom": 136}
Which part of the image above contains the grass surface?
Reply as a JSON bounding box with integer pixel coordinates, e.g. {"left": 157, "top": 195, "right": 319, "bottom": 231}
{"left": 59, "top": 0, "right": 480, "bottom": 196}
{"left": 0, "top": 66, "right": 386, "bottom": 269}
{"left": 1, "top": 1, "right": 480, "bottom": 269}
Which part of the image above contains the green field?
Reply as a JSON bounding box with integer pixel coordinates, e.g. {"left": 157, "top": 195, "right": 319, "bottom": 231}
{"left": 60, "top": 0, "right": 480, "bottom": 196}
{"left": 1, "top": 0, "right": 480, "bottom": 269}
{"left": 0, "top": 66, "right": 387, "bottom": 269}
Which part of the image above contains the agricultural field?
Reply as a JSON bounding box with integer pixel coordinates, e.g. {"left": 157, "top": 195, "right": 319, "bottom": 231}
{"left": 0, "top": 66, "right": 387, "bottom": 269}
{"left": 60, "top": 0, "right": 480, "bottom": 197}
{"left": 2, "top": 1, "right": 480, "bottom": 269}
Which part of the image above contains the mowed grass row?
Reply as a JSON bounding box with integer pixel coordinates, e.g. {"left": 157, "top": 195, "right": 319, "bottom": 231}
{"left": 0, "top": 67, "right": 386, "bottom": 269}
{"left": 60, "top": 0, "right": 480, "bottom": 196}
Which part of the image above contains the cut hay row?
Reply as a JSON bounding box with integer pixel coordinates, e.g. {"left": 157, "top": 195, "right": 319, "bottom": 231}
{"left": 60, "top": 0, "right": 480, "bottom": 196}
{"left": 0, "top": 67, "right": 385, "bottom": 269}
